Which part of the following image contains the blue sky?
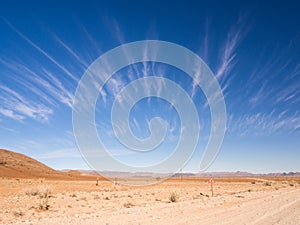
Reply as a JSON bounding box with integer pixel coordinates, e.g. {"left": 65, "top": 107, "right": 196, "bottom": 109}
{"left": 0, "top": 0, "right": 299, "bottom": 173}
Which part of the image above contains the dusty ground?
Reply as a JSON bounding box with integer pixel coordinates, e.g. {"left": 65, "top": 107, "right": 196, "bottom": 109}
{"left": 1, "top": 177, "right": 300, "bottom": 225}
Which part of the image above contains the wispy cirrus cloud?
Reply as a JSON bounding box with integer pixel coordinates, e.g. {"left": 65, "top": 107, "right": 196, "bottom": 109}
{"left": 104, "top": 16, "right": 126, "bottom": 44}
{"left": 215, "top": 14, "right": 251, "bottom": 96}
{"left": 0, "top": 57, "right": 74, "bottom": 108}
{"left": 228, "top": 111, "right": 300, "bottom": 136}
{"left": 191, "top": 14, "right": 250, "bottom": 98}
{"left": 0, "top": 84, "right": 53, "bottom": 122}
{"left": 245, "top": 41, "right": 300, "bottom": 110}
{"left": 0, "top": 108, "right": 24, "bottom": 121}
{"left": 40, "top": 68, "right": 74, "bottom": 107}
{"left": 52, "top": 33, "right": 89, "bottom": 69}
{"left": 0, "top": 19, "right": 83, "bottom": 122}
{"left": 2, "top": 18, "right": 78, "bottom": 82}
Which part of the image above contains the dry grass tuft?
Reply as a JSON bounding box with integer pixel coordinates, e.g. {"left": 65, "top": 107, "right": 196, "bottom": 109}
{"left": 25, "top": 185, "right": 52, "bottom": 198}
{"left": 39, "top": 196, "right": 50, "bottom": 211}
{"left": 123, "top": 202, "right": 135, "bottom": 208}
{"left": 24, "top": 185, "right": 52, "bottom": 211}
{"left": 264, "top": 182, "right": 272, "bottom": 186}
{"left": 169, "top": 192, "right": 179, "bottom": 202}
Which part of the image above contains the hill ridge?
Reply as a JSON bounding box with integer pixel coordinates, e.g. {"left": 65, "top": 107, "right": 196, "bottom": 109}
{"left": 0, "top": 149, "right": 97, "bottom": 180}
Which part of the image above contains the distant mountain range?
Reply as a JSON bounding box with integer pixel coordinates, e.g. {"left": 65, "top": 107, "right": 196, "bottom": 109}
{"left": 76, "top": 170, "right": 300, "bottom": 178}
{"left": 1, "top": 149, "right": 299, "bottom": 179}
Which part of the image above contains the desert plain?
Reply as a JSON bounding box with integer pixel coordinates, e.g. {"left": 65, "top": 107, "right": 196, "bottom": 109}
{"left": 1, "top": 149, "right": 300, "bottom": 225}
{"left": 1, "top": 176, "right": 300, "bottom": 225}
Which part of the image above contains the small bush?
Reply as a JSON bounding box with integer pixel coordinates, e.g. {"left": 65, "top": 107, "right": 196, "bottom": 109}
{"left": 169, "top": 192, "right": 179, "bottom": 202}
{"left": 39, "top": 196, "right": 50, "bottom": 211}
{"left": 264, "top": 182, "right": 272, "bottom": 186}
{"left": 251, "top": 181, "right": 256, "bottom": 184}
{"left": 123, "top": 202, "right": 134, "bottom": 208}
{"left": 24, "top": 185, "right": 52, "bottom": 211}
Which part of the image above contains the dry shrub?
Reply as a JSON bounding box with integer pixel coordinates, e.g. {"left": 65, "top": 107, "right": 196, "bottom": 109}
{"left": 169, "top": 192, "right": 179, "bottom": 202}
{"left": 123, "top": 202, "right": 134, "bottom": 208}
{"left": 39, "top": 196, "right": 50, "bottom": 211}
{"left": 24, "top": 185, "right": 52, "bottom": 211}
{"left": 264, "top": 182, "right": 272, "bottom": 186}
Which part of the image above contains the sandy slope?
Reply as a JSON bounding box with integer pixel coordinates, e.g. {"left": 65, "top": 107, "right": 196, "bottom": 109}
{"left": 0, "top": 149, "right": 98, "bottom": 180}
{"left": 0, "top": 149, "right": 58, "bottom": 178}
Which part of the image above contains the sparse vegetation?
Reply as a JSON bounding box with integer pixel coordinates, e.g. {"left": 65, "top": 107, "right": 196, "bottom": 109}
{"left": 235, "top": 195, "right": 245, "bottom": 198}
{"left": 123, "top": 202, "right": 134, "bottom": 208}
{"left": 25, "top": 185, "right": 52, "bottom": 198}
{"left": 264, "top": 182, "right": 272, "bottom": 186}
{"left": 93, "top": 194, "right": 100, "bottom": 200}
{"left": 39, "top": 195, "right": 50, "bottom": 211}
{"left": 247, "top": 189, "right": 252, "bottom": 192}
{"left": 24, "top": 185, "right": 52, "bottom": 211}
{"left": 251, "top": 181, "right": 255, "bottom": 184}
{"left": 13, "top": 211, "right": 24, "bottom": 217}
{"left": 169, "top": 192, "right": 179, "bottom": 202}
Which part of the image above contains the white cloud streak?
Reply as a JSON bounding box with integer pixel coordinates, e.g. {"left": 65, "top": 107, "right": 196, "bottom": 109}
{"left": 52, "top": 34, "right": 89, "bottom": 68}
{"left": 3, "top": 18, "right": 78, "bottom": 82}
{"left": 215, "top": 14, "right": 251, "bottom": 92}
{"left": 0, "top": 84, "right": 53, "bottom": 122}
{"left": 0, "top": 108, "right": 24, "bottom": 121}
{"left": 0, "top": 57, "right": 75, "bottom": 108}
{"left": 228, "top": 111, "right": 300, "bottom": 136}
